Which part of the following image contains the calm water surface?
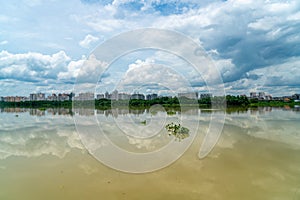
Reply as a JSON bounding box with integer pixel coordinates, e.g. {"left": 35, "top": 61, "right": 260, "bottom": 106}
{"left": 0, "top": 107, "right": 300, "bottom": 200}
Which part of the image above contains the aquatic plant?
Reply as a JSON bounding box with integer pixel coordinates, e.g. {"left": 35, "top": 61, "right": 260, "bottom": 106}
{"left": 165, "top": 122, "right": 190, "bottom": 141}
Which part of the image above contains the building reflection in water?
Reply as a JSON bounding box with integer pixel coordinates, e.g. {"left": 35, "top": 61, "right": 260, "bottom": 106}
{"left": 0, "top": 106, "right": 299, "bottom": 117}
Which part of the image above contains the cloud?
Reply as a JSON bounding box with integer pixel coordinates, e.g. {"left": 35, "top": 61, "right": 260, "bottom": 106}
{"left": 117, "top": 59, "right": 195, "bottom": 95}
{"left": 76, "top": 0, "right": 300, "bottom": 91}
{"left": 153, "top": 0, "right": 300, "bottom": 83}
{"left": 0, "top": 50, "right": 112, "bottom": 96}
{"left": 57, "top": 57, "right": 86, "bottom": 81}
{"left": 223, "top": 57, "right": 300, "bottom": 96}
{"left": 79, "top": 34, "right": 100, "bottom": 48}
{"left": 251, "top": 58, "right": 300, "bottom": 88}
{"left": 0, "top": 50, "right": 71, "bottom": 82}
{"left": 0, "top": 41, "right": 8, "bottom": 45}
{"left": 75, "top": 54, "right": 108, "bottom": 84}
{"left": 0, "top": 51, "right": 92, "bottom": 96}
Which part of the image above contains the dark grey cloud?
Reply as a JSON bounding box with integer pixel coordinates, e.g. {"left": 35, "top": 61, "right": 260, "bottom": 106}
{"left": 198, "top": 1, "right": 300, "bottom": 84}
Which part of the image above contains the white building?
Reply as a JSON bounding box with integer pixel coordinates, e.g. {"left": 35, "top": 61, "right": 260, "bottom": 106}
{"left": 118, "top": 93, "right": 131, "bottom": 100}
{"left": 178, "top": 92, "right": 198, "bottom": 99}
{"left": 258, "top": 92, "right": 265, "bottom": 100}
{"left": 131, "top": 93, "right": 145, "bottom": 100}
{"left": 146, "top": 93, "right": 158, "bottom": 100}
{"left": 111, "top": 90, "right": 118, "bottom": 100}
{"left": 250, "top": 92, "right": 257, "bottom": 99}
{"left": 75, "top": 92, "right": 94, "bottom": 101}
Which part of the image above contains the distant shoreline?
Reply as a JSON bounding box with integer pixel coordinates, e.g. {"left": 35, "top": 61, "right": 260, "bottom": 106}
{"left": 0, "top": 95, "right": 299, "bottom": 110}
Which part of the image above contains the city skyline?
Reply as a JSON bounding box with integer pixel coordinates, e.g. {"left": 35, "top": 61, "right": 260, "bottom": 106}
{"left": 1, "top": 89, "right": 299, "bottom": 101}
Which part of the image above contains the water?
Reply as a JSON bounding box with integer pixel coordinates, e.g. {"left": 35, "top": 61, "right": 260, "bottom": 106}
{"left": 0, "top": 107, "right": 300, "bottom": 200}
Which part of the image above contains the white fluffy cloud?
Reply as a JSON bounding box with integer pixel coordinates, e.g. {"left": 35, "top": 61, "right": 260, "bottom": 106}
{"left": 117, "top": 59, "right": 195, "bottom": 95}
{"left": 0, "top": 51, "right": 107, "bottom": 95}
{"left": 79, "top": 34, "right": 100, "bottom": 48}
{"left": 0, "top": 50, "right": 70, "bottom": 82}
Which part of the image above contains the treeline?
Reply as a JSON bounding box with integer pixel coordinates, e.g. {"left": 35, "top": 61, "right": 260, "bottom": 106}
{"left": 197, "top": 95, "right": 250, "bottom": 107}
{"left": 0, "top": 100, "right": 72, "bottom": 109}
{"left": 1, "top": 95, "right": 298, "bottom": 109}
{"left": 102, "top": 95, "right": 249, "bottom": 108}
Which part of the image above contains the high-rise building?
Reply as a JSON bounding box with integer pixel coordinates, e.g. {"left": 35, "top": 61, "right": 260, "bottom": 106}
{"left": 29, "top": 93, "right": 45, "bottom": 101}
{"left": 200, "top": 93, "right": 212, "bottom": 99}
{"left": 111, "top": 90, "right": 118, "bottom": 100}
{"left": 47, "top": 94, "right": 57, "bottom": 101}
{"left": 30, "top": 93, "right": 37, "bottom": 101}
{"left": 36, "top": 93, "right": 46, "bottom": 101}
{"left": 58, "top": 93, "right": 70, "bottom": 101}
{"left": 258, "top": 92, "right": 265, "bottom": 100}
{"left": 292, "top": 94, "right": 300, "bottom": 100}
{"left": 178, "top": 92, "right": 199, "bottom": 99}
{"left": 131, "top": 93, "right": 145, "bottom": 100}
{"left": 146, "top": 93, "right": 158, "bottom": 100}
{"left": 118, "top": 93, "right": 131, "bottom": 100}
{"left": 250, "top": 92, "right": 257, "bottom": 99}
{"left": 265, "top": 94, "right": 272, "bottom": 100}
{"left": 75, "top": 92, "right": 94, "bottom": 101}
{"left": 105, "top": 91, "right": 111, "bottom": 99}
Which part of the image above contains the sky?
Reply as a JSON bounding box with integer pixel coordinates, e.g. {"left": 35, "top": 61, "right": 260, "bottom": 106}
{"left": 0, "top": 0, "right": 300, "bottom": 97}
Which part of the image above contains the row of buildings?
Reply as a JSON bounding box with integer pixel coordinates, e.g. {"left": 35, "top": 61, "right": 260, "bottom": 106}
{"left": 178, "top": 92, "right": 212, "bottom": 99}
{"left": 0, "top": 90, "right": 211, "bottom": 102}
{"left": 249, "top": 92, "right": 273, "bottom": 100}
{"left": 249, "top": 92, "right": 300, "bottom": 101}
{"left": 1, "top": 90, "right": 299, "bottom": 102}
{"left": 0, "top": 92, "right": 74, "bottom": 102}
{"left": 96, "top": 91, "right": 158, "bottom": 101}
{"left": 97, "top": 91, "right": 212, "bottom": 101}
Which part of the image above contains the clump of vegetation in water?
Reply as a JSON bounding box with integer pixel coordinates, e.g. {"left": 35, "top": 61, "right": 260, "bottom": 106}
{"left": 165, "top": 122, "right": 190, "bottom": 141}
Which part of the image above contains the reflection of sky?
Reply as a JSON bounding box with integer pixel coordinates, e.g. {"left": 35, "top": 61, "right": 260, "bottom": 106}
{"left": 0, "top": 112, "right": 83, "bottom": 159}
{"left": 224, "top": 109, "right": 300, "bottom": 149}
{"left": 0, "top": 108, "right": 300, "bottom": 160}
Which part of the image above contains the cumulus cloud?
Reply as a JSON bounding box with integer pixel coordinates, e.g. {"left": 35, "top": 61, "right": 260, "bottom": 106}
{"left": 57, "top": 57, "right": 86, "bottom": 81}
{"left": 0, "top": 50, "right": 71, "bottom": 82}
{"left": 76, "top": 54, "right": 108, "bottom": 83}
{"left": 79, "top": 34, "right": 100, "bottom": 48}
{"left": 0, "top": 51, "right": 107, "bottom": 95}
{"left": 117, "top": 59, "right": 195, "bottom": 95}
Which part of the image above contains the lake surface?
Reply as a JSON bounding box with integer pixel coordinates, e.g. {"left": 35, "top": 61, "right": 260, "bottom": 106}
{"left": 0, "top": 107, "right": 300, "bottom": 200}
